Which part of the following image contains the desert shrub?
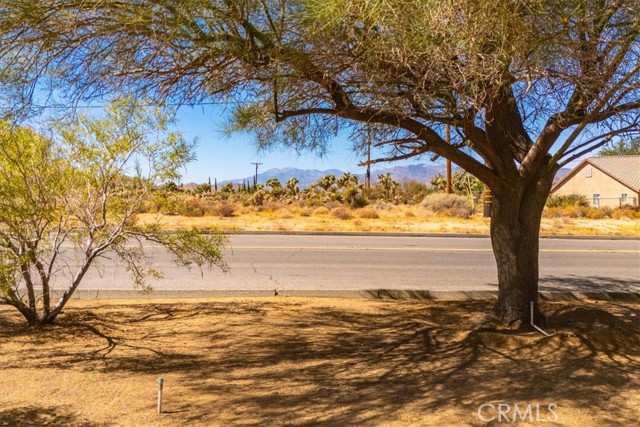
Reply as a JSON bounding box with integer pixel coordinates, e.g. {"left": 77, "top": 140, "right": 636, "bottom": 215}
{"left": 214, "top": 202, "right": 236, "bottom": 217}
{"left": 611, "top": 206, "right": 640, "bottom": 219}
{"left": 585, "top": 208, "right": 605, "bottom": 219}
{"left": 372, "top": 202, "right": 393, "bottom": 211}
{"left": 193, "top": 182, "right": 212, "bottom": 194}
{"left": 260, "top": 201, "right": 284, "bottom": 212}
{"left": 421, "top": 193, "right": 474, "bottom": 218}
{"left": 324, "top": 200, "right": 342, "bottom": 210}
{"left": 564, "top": 205, "right": 588, "bottom": 217}
{"left": 401, "top": 180, "right": 431, "bottom": 204}
{"left": 339, "top": 183, "right": 368, "bottom": 208}
{"left": 142, "top": 190, "right": 173, "bottom": 213}
{"left": 357, "top": 207, "right": 380, "bottom": 219}
{"left": 543, "top": 204, "right": 636, "bottom": 219}
{"left": 546, "top": 193, "right": 589, "bottom": 208}
{"left": 331, "top": 207, "right": 353, "bottom": 220}
{"left": 600, "top": 206, "right": 614, "bottom": 217}
{"left": 299, "top": 207, "right": 314, "bottom": 217}
{"left": 313, "top": 206, "right": 330, "bottom": 215}
{"left": 543, "top": 207, "right": 567, "bottom": 218}
{"left": 250, "top": 190, "right": 266, "bottom": 206}
{"left": 179, "top": 197, "right": 207, "bottom": 217}
{"left": 276, "top": 208, "right": 294, "bottom": 219}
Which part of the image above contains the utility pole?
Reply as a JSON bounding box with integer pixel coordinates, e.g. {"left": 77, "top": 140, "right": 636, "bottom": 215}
{"left": 365, "top": 127, "right": 372, "bottom": 190}
{"left": 445, "top": 124, "right": 452, "bottom": 194}
{"left": 251, "top": 162, "right": 263, "bottom": 189}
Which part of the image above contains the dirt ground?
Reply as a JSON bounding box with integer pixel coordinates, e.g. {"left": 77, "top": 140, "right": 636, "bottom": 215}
{"left": 0, "top": 298, "right": 638, "bottom": 427}
{"left": 137, "top": 211, "right": 640, "bottom": 236}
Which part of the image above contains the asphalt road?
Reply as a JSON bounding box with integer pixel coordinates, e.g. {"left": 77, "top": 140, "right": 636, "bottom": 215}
{"left": 62, "top": 234, "right": 640, "bottom": 294}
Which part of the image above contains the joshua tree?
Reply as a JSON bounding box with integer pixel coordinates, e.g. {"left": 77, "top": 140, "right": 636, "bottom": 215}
{"left": 315, "top": 174, "right": 337, "bottom": 192}
{"left": 377, "top": 173, "right": 399, "bottom": 202}
{"left": 286, "top": 177, "right": 300, "bottom": 196}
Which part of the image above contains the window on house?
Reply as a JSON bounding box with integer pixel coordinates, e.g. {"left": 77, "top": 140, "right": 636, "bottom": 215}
{"left": 593, "top": 194, "right": 600, "bottom": 207}
{"left": 621, "top": 193, "right": 628, "bottom": 204}
{"left": 585, "top": 168, "right": 592, "bottom": 178}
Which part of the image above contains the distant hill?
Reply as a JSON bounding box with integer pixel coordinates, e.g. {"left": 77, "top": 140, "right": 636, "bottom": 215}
{"left": 554, "top": 167, "right": 571, "bottom": 183}
{"left": 218, "top": 163, "right": 449, "bottom": 189}
{"left": 202, "top": 163, "right": 572, "bottom": 189}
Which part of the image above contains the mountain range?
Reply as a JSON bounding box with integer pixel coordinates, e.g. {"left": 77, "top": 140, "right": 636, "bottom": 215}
{"left": 222, "top": 163, "right": 448, "bottom": 189}
{"left": 182, "top": 163, "right": 570, "bottom": 190}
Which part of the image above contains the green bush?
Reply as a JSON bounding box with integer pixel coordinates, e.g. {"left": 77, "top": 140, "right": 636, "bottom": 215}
{"left": 546, "top": 193, "right": 589, "bottom": 208}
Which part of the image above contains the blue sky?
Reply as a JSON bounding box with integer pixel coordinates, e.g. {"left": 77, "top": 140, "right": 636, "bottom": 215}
{"left": 175, "top": 104, "right": 597, "bottom": 185}
{"left": 175, "top": 105, "right": 428, "bottom": 183}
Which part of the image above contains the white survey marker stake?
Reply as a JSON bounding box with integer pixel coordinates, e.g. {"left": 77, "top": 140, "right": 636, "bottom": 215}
{"left": 157, "top": 377, "right": 164, "bottom": 414}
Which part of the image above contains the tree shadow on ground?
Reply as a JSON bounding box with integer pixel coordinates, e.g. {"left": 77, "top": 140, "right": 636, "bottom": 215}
{"left": 538, "top": 275, "right": 639, "bottom": 293}
{"left": 0, "top": 405, "right": 101, "bottom": 427}
{"left": 1, "top": 300, "right": 638, "bottom": 426}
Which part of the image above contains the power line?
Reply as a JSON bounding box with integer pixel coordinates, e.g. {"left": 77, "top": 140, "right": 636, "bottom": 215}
{"left": 250, "top": 162, "right": 263, "bottom": 187}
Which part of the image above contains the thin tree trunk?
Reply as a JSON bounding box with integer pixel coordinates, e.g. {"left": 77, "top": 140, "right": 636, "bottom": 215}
{"left": 42, "top": 257, "right": 94, "bottom": 324}
{"left": 5, "top": 297, "right": 38, "bottom": 326}
{"left": 19, "top": 263, "right": 39, "bottom": 325}
{"left": 490, "top": 172, "right": 554, "bottom": 327}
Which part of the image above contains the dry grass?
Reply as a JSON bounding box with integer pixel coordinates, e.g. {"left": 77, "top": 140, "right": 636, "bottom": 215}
{"left": 1, "top": 298, "right": 638, "bottom": 427}
{"left": 137, "top": 206, "right": 640, "bottom": 236}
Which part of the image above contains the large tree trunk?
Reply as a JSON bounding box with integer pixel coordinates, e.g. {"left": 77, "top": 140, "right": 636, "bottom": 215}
{"left": 490, "top": 171, "right": 555, "bottom": 328}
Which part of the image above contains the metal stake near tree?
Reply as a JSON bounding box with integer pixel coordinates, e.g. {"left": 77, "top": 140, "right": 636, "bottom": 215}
{"left": 1, "top": 0, "right": 638, "bottom": 327}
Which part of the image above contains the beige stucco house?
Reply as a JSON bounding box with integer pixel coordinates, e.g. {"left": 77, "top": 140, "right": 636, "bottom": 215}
{"left": 551, "top": 156, "right": 640, "bottom": 208}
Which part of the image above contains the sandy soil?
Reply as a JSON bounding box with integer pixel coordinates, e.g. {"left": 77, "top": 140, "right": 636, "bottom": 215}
{"left": 137, "top": 211, "right": 640, "bottom": 236}
{"left": 1, "top": 298, "right": 638, "bottom": 427}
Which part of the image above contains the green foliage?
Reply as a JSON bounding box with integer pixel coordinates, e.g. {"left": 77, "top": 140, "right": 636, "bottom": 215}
{"left": 266, "top": 178, "right": 286, "bottom": 198}
{"left": 220, "top": 182, "right": 235, "bottom": 193}
{"left": 315, "top": 174, "right": 337, "bottom": 191}
{"left": 285, "top": 177, "right": 300, "bottom": 196}
{"left": 336, "top": 172, "right": 358, "bottom": 188}
{"left": 250, "top": 190, "right": 267, "bottom": 206}
{"left": 194, "top": 182, "right": 212, "bottom": 194}
{"left": 0, "top": 101, "right": 227, "bottom": 326}
{"left": 431, "top": 171, "right": 484, "bottom": 195}
{"left": 376, "top": 173, "right": 399, "bottom": 202}
{"left": 401, "top": 180, "right": 432, "bottom": 204}
{"left": 546, "top": 193, "right": 589, "bottom": 208}
{"left": 599, "top": 139, "right": 640, "bottom": 156}
{"left": 162, "top": 181, "right": 180, "bottom": 192}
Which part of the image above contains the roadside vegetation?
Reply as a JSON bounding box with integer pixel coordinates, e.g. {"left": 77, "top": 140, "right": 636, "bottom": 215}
{"left": 139, "top": 175, "right": 640, "bottom": 225}
{"left": 545, "top": 194, "right": 640, "bottom": 220}
{"left": 144, "top": 171, "right": 484, "bottom": 219}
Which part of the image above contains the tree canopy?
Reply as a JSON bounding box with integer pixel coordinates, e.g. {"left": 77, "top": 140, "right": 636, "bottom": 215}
{"left": 0, "top": 101, "right": 228, "bottom": 325}
{"left": 599, "top": 138, "right": 640, "bottom": 155}
{"left": 1, "top": 0, "right": 637, "bottom": 183}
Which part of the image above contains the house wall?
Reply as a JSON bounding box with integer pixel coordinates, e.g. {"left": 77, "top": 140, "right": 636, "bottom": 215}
{"left": 553, "top": 163, "right": 639, "bottom": 207}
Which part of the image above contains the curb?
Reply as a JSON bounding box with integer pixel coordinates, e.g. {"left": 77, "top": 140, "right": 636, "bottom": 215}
{"left": 225, "top": 230, "right": 639, "bottom": 241}
{"left": 63, "top": 289, "right": 640, "bottom": 302}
